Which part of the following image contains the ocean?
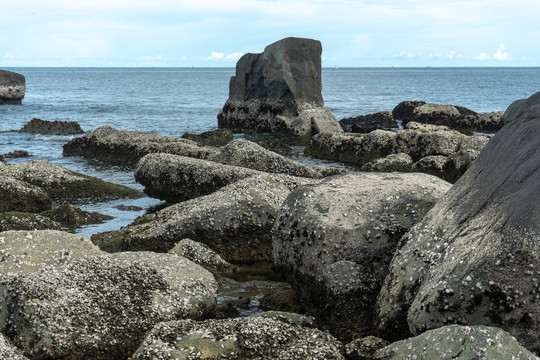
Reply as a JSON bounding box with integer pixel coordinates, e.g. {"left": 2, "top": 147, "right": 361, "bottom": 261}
{"left": 1, "top": 67, "right": 539, "bottom": 237}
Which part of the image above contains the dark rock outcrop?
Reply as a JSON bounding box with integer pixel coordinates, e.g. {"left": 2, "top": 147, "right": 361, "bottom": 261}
{"left": 0, "top": 69, "right": 25, "bottom": 105}
{"left": 339, "top": 111, "right": 397, "bottom": 133}
{"left": 181, "top": 128, "right": 233, "bottom": 146}
{"left": 132, "top": 313, "right": 344, "bottom": 360}
{"left": 392, "top": 101, "right": 503, "bottom": 134}
{"left": 217, "top": 37, "right": 343, "bottom": 143}
{"left": 19, "top": 118, "right": 84, "bottom": 135}
{"left": 0, "top": 212, "right": 60, "bottom": 231}
{"left": 41, "top": 204, "right": 113, "bottom": 230}
{"left": 63, "top": 125, "right": 221, "bottom": 166}
{"left": 376, "top": 92, "right": 540, "bottom": 354}
{"left": 272, "top": 173, "right": 450, "bottom": 341}
{"left": 374, "top": 325, "right": 538, "bottom": 360}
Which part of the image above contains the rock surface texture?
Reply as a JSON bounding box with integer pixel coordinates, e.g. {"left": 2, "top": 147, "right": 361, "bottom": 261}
{"left": 339, "top": 111, "right": 398, "bottom": 133}
{"left": 132, "top": 312, "right": 344, "bottom": 359}
{"left": 0, "top": 69, "right": 25, "bottom": 105}
{"left": 19, "top": 118, "right": 84, "bottom": 135}
{"left": 63, "top": 125, "right": 221, "bottom": 166}
{"left": 392, "top": 100, "right": 503, "bottom": 134}
{"left": 0, "top": 174, "right": 52, "bottom": 213}
{"left": 272, "top": 173, "right": 450, "bottom": 340}
{"left": 376, "top": 92, "right": 540, "bottom": 355}
{"left": 217, "top": 37, "right": 343, "bottom": 143}
{"left": 374, "top": 325, "right": 538, "bottom": 360}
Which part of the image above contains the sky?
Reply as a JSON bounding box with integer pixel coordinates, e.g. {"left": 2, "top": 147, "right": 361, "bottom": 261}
{"left": 1, "top": 0, "right": 539, "bottom": 67}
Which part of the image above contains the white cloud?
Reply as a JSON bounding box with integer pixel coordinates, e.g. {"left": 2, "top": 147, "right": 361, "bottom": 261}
{"left": 493, "top": 44, "right": 509, "bottom": 61}
{"left": 474, "top": 52, "right": 490, "bottom": 61}
{"left": 446, "top": 51, "right": 464, "bottom": 60}
{"left": 3, "top": 54, "right": 15, "bottom": 60}
{"left": 204, "top": 51, "right": 243, "bottom": 61}
{"left": 140, "top": 55, "right": 163, "bottom": 61}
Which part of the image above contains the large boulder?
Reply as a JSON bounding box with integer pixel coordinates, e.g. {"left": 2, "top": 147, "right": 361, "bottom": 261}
{"left": 19, "top": 118, "right": 84, "bottom": 135}
{"left": 0, "top": 160, "right": 140, "bottom": 202}
{"left": 392, "top": 101, "right": 503, "bottom": 134}
{"left": 212, "top": 138, "right": 346, "bottom": 178}
{"left": 132, "top": 312, "right": 344, "bottom": 360}
{"left": 305, "top": 130, "right": 490, "bottom": 182}
{"left": 376, "top": 92, "right": 540, "bottom": 354}
{"left": 374, "top": 325, "right": 538, "bottom": 360}
{"left": 272, "top": 173, "right": 450, "bottom": 341}
{"left": 217, "top": 37, "right": 343, "bottom": 143}
{"left": 134, "top": 153, "right": 260, "bottom": 203}
{"left": 93, "top": 174, "right": 313, "bottom": 263}
{"left": 63, "top": 125, "right": 221, "bottom": 166}
{"left": 0, "top": 69, "right": 25, "bottom": 105}
{"left": 0, "top": 230, "right": 218, "bottom": 359}
{"left": 0, "top": 174, "right": 52, "bottom": 213}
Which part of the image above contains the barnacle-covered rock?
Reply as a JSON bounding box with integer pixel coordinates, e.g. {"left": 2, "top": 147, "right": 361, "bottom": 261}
{"left": 0, "top": 212, "right": 60, "bottom": 231}
{"left": 169, "top": 238, "right": 238, "bottom": 276}
{"left": 0, "top": 333, "right": 28, "bottom": 360}
{"left": 374, "top": 325, "right": 537, "bottom": 359}
{"left": 272, "top": 172, "right": 450, "bottom": 341}
{"left": 63, "top": 125, "right": 222, "bottom": 166}
{"left": 0, "top": 174, "right": 52, "bottom": 213}
{"left": 0, "top": 160, "right": 140, "bottom": 202}
{"left": 93, "top": 174, "right": 314, "bottom": 263}
{"left": 41, "top": 204, "right": 113, "bottom": 230}
{"left": 132, "top": 312, "right": 344, "bottom": 359}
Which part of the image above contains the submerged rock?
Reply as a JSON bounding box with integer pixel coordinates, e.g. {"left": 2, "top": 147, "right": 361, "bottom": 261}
{"left": 374, "top": 325, "right": 538, "bottom": 360}
{"left": 93, "top": 174, "right": 313, "bottom": 263}
{"left": 218, "top": 37, "right": 343, "bottom": 143}
{"left": 272, "top": 172, "right": 450, "bottom": 341}
{"left": 132, "top": 312, "right": 344, "bottom": 359}
{"left": 63, "top": 125, "right": 221, "bottom": 166}
{"left": 376, "top": 92, "right": 540, "bottom": 354}
{"left": 19, "top": 118, "right": 84, "bottom": 135}
{"left": 0, "top": 69, "right": 25, "bottom": 105}
{"left": 0, "top": 174, "right": 52, "bottom": 213}
{"left": 0, "top": 160, "right": 140, "bottom": 202}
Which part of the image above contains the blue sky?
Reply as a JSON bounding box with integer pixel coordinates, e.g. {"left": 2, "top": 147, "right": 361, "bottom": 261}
{"left": 1, "top": 0, "right": 539, "bottom": 67}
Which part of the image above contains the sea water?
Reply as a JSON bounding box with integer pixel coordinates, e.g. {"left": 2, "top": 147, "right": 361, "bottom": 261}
{"left": 1, "top": 67, "right": 538, "bottom": 237}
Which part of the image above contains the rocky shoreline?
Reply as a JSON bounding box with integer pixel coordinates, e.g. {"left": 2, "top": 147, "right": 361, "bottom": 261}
{"left": 1, "top": 41, "right": 538, "bottom": 359}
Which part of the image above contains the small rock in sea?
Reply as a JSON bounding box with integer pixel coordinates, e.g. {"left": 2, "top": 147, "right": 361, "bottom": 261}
{"left": 0, "top": 69, "right": 25, "bottom": 105}
{"left": 3, "top": 150, "right": 31, "bottom": 158}
{"left": 41, "top": 204, "right": 113, "bottom": 229}
{"left": 114, "top": 204, "right": 143, "bottom": 211}
{"left": 19, "top": 118, "right": 84, "bottom": 135}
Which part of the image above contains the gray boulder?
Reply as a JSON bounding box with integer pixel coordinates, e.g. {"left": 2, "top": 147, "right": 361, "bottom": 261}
{"left": 392, "top": 101, "right": 503, "bottom": 134}
{"left": 212, "top": 138, "right": 346, "bottom": 178}
{"left": 93, "top": 174, "right": 314, "bottom": 263}
{"left": 374, "top": 325, "right": 538, "bottom": 360}
{"left": 218, "top": 37, "right": 343, "bottom": 143}
{"left": 376, "top": 92, "right": 540, "bottom": 354}
{"left": 63, "top": 125, "right": 221, "bottom": 166}
{"left": 361, "top": 153, "right": 413, "bottom": 172}
{"left": 132, "top": 313, "right": 344, "bottom": 360}
{"left": 0, "top": 160, "right": 140, "bottom": 202}
{"left": 134, "top": 153, "right": 260, "bottom": 202}
{"left": 169, "top": 238, "right": 238, "bottom": 276}
{"left": 0, "top": 69, "right": 25, "bottom": 105}
{"left": 272, "top": 173, "right": 450, "bottom": 340}
{"left": 0, "top": 174, "right": 52, "bottom": 213}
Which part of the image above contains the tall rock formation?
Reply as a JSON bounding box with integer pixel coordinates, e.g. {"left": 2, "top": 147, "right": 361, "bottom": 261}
{"left": 0, "top": 70, "right": 25, "bottom": 105}
{"left": 217, "top": 37, "right": 343, "bottom": 143}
